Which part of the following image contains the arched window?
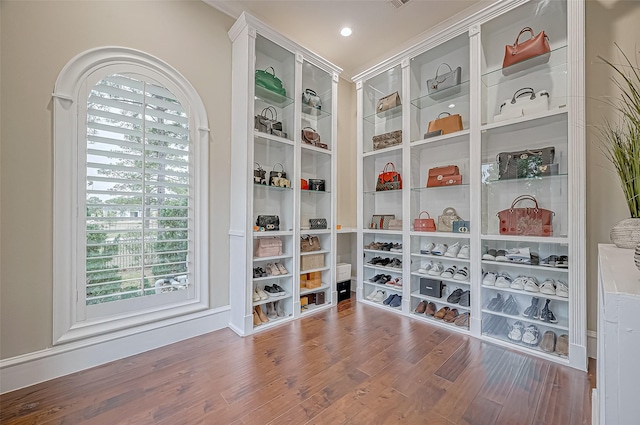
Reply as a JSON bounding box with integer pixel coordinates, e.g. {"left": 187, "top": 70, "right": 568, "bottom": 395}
{"left": 53, "top": 47, "right": 209, "bottom": 344}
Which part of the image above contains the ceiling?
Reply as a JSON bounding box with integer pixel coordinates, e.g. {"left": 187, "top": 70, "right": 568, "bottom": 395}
{"left": 204, "top": 0, "right": 489, "bottom": 79}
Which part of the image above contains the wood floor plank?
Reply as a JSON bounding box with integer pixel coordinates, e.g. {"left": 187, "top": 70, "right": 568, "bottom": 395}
{"left": 0, "top": 296, "right": 593, "bottom": 425}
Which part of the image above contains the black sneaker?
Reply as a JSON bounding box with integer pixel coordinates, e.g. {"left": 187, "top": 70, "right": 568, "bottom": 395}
{"left": 272, "top": 284, "right": 286, "bottom": 295}
{"left": 540, "top": 299, "right": 558, "bottom": 323}
{"left": 523, "top": 297, "right": 540, "bottom": 319}
{"left": 447, "top": 288, "right": 464, "bottom": 304}
{"left": 486, "top": 293, "right": 504, "bottom": 311}
{"left": 458, "top": 290, "right": 470, "bottom": 307}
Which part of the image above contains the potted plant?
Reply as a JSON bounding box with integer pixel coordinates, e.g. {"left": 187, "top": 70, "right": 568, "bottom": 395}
{"left": 598, "top": 45, "right": 640, "bottom": 249}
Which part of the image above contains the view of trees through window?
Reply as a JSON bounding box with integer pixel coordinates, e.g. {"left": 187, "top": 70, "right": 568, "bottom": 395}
{"left": 85, "top": 74, "right": 191, "bottom": 305}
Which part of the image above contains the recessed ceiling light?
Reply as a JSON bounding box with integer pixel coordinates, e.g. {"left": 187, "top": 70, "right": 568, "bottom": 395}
{"left": 340, "top": 27, "right": 352, "bottom": 37}
{"left": 448, "top": 103, "right": 456, "bottom": 108}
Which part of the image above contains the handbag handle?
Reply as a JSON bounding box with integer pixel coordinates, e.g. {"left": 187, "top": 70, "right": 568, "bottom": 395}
{"left": 261, "top": 106, "right": 277, "bottom": 120}
{"left": 304, "top": 88, "right": 317, "bottom": 96}
{"left": 434, "top": 63, "right": 453, "bottom": 78}
{"left": 254, "top": 162, "right": 264, "bottom": 171}
{"left": 510, "top": 194, "right": 540, "bottom": 210}
{"left": 513, "top": 27, "right": 534, "bottom": 46}
{"left": 437, "top": 112, "right": 452, "bottom": 119}
{"left": 442, "top": 207, "right": 458, "bottom": 216}
{"left": 418, "top": 211, "right": 431, "bottom": 219}
{"left": 511, "top": 88, "right": 536, "bottom": 104}
{"left": 264, "top": 66, "right": 276, "bottom": 76}
{"left": 382, "top": 162, "right": 397, "bottom": 173}
{"left": 272, "top": 163, "right": 285, "bottom": 173}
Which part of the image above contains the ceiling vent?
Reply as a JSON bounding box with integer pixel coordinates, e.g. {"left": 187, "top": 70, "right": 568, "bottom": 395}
{"left": 388, "top": 0, "right": 410, "bottom": 9}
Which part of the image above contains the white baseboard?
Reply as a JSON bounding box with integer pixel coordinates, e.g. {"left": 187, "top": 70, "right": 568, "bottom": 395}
{"left": 587, "top": 330, "right": 597, "bottom": 359}
{"left": 0, "top": 306, "right": 230, "bottom": 394}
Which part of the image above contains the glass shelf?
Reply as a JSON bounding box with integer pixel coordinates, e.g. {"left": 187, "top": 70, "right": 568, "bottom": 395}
{"left": 482, "top": 169, "right": 568, "bottom": 185}
{"left": 363, "top": 189, "right": 403, "bottom": 196}
{"left": 254, "top": 183, "right": 293, "bottom": 192}
{"left": 363, "top": 105, "right": 403, "bottom": 124}
{"left": 410, "top": 81, "right": 470, "bottom": 109}
{"left": 301, "top": 107, "right": 331, "bottom": 121}
{"left": 255, "top": 85, "right": 295, "bottom": 109}
{"left": 301, "top": 189, "right": 331, "bottom": 194}
{"left": 411, "top": 184, "right": 469, "bottom": 192}
{"left": 481, "top": 45, "right": 568, "bottom": 89}
{"left": 411, "top": 129, "right": 470, "bottom": 147}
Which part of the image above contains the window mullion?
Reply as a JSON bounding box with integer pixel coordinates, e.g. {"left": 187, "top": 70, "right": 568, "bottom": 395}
{"left": 141, "top": 81, "right": 147, "bottom": 297}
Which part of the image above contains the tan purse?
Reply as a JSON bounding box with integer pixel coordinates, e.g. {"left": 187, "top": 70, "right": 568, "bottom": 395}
{"left": 300, "top": 235, "right": 321, "bottom": 252}
{"left": 376, "top": 92, "right": 401, "bottom": 113}
{"left": 437, "top": 207, "right": 462, "bottom": 232}
{"left": 426, "top": 112, "right": 463, "bottom": 138}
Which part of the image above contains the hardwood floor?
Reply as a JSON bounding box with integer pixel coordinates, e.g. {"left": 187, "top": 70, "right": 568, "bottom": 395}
{"left": 0, "top": 296, "right": 594, "bottom": 425}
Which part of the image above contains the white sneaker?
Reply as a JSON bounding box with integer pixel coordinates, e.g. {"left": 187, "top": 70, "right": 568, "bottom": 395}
{"left": 253, "top": 288, "right": 261, "bottom": 302}
{"left": 524, "top": 277, "right": 540, "bottom": 293}
{"left": 453, "top": 267, "right": 469, "bottom": 281}
{"left": 257, "top": 287, "right": 269, "bottom": 300}
{"left": 495, "top": 250, "right": 509, "bottom": 262}
{"left": 366, "top": 288, "right": 377, "bottom": 300}
{"left": 372, "top": 290, "right": 387, "bottom": 303}
{"left": 482, "top": 248, "right": 497, "bottom": 261}
{"left": 457, "top": 245, "right": 470, "bottom": 259}
{"left": 506, "top": 247, "right": 531, "bottom": 263}
{"left": 431, "top": 243, "right": 448, "bottom": 256}
{"left": 421, "top": 242, "right": 435, "bottom": 254}
{"left": 494, "top": 273, "right": 512, "bottom": 288}
{"left": 556, "top": 280, "right": 569, "bottom": 298}
{"left": 428, "top": 262, "right": 445, "bottom": 276}
{"left": 510, "top": 276, "right": 527, "bottom": 290}
{"left": 444, "top": 243, "right": 460, "bottom": 258}
{"left": 539, "top": 279, "right": 557, "bottom": 295}
{"left": 417, "top": 262, "right": 433, "bottom": 274}
{"left": 482, "top": 271, "right": 497, "bottom": 286}
{"left": 440, "top": 266, "right": 458, "bottom": 279}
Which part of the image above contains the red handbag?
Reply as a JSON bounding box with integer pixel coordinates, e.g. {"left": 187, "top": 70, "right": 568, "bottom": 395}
{"left": 427, "top": 165, "right": 462, "bottom": 187}
{"left": 376, "top": 162, "right": 402, "bottom": 191}
{"left": 503, "top": 27, "right": 551, "bottom": 71}
{"left": 497, "top": 195, "right": 554, "bottom": 236}
{"left": 414, "top": 211, "right": 436, "bottom": 232}
{"left": 301, "top": 179, "right": 309, "bottom": 190}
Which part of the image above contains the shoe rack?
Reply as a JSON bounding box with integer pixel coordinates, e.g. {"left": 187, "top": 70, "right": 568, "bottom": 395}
{"left": 354, "top": 0, "right": 586, "bottom": 370}
{"left": 228, "top": 13, "right": 341, "bottom": 335}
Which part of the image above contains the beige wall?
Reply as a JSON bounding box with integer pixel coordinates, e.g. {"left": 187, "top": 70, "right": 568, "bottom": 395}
{"left": 0, "top": 0, "right": 234, "bottom": 359}
{"left": 585, "top": 0, "right": 640, "bottom": 332}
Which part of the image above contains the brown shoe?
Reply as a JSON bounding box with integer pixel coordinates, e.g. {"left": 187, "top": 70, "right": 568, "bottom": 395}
{"left": 540, "top": 331, "right": 557, "bottom": 353}
{"left": 434, "top": 306, "right": 450, "bottom": 320}
{"left": 555, "top": 334, "right": 568, "bottom": 356}
{"left": 255, "top": 305, "right": 269, "bottom": 323}
{"left": 253, "top": 309, "right": 262, "bottom": 326}
{"left": 426, "top": 302, "right": 437, "bottom": 316}
{"left": 443, "top": 308, "right": 459, "bottom": 323}
{"left": 454, "top": 312, "right": 469, "bottom": 327}
{"left": 414, "top": 300, "right": 427, "bottom": 314}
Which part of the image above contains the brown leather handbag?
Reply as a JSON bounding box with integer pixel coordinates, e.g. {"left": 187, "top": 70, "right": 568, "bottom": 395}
{"left": 427, "top": 165, "right": 462, "bottom": 187}
{"left": 426, "top": 112, "right": 463, "bottom": 138}
{"left": 414, "top": 211, "right": 436, "bottom": 232}
{"left": 301, "top": 127, "right": 328, "bottom": 149}
{"left": 376, "top": 92, "right": 401, "bottom": 114}
{"left": 497, "top": 195, "right": 554, "bottom": 236}
{"left": 300, "top": 235, "right": 321, "bottom": 252}
{"left": 503, "top": 27, "right": 551, "bottom": 70}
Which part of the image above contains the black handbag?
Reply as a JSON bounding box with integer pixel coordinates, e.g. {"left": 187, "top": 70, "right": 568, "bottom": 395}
{"left": 254, "top": 106, "right": 286, "bottom": 138}
{"left": 254, "top": 162, "right": 266, "bottom": 185}
{"left": 309, "top": 218, "right": 327, "bottom": 229}
{"left": 256, "top": 215, "right": 280, "bottom": 231}
{"left": 420, "top": 278, "right": 444, "bottom": 298}
{"left": 308, "top": 179, "right": 325, "bottom": 191}
{"left": 497, "top": 146, "right": 555, "bottom": 180}
{"left": 269, "top": 163, "right": 289, "bottom": 187}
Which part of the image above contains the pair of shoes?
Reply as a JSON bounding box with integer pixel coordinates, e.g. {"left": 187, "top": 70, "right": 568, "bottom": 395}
{"left": 486, "top": 293, "right": 505, "bottom": 311}
{"left": 540, "top": 255, "right": 569, "bottom": 268}
{"left": 386, "top": 258, "right": 402, "bottom": 269}
{"left": 483, "top": 248, "right": 535, "bottom": 263}
{"left": 431, "top": 243, "right": 448, "bottom": 256}
{"left": 253, "top": 267, "right": 267, "bottom": 278}
{"left": 385, "top": 277, "right": 403, "bottom": 289}
{"left": 539, "top": 299, "right": 558, "bottom": 323}
{"left": 383, "top": 294, "right": 402, "bottom": 308}
{"left": 368, "top": 257, "right": 391, "bottom": 266}
{"left": 523, "top": 297, "right": 541, "bottom": 319}
{"left": 425, "top": 302, "right": 437, "bottom": 316}
{"left": 266, "top": 262, "right": 288, "bottom": 276}
{"left": 254, "top": 305, "right": 269, "bottom": 325}
{"left": 265, "top": 300, "right": 285, "bottom": 319}
{"left": 539, "top": 279, "right": 569, "bottom": 297}
{"left": 482, "top": 272, "right": 512, "bottom": 288}
{"left": 264, "top": 284, "right": 286, "bottom": 297}
{"left": 443, "top": 308, "right": 459, "bottom": 323}
{"left": 521, "top": 324, "right": 540, "bottom": 346}
{"left": 502, "top": 294, "right": 519, "bottom": 315}
{"left": 254, "top": 287, "right": 269, "bottom": 301}
{"left": 424, "top": 263, "right": 469, "bottom": 281}
{"left": 414, "top": 300, "right": 427, "bottom": 314}
{"left": 447, "top": 289, "right": 470, "bottom": 306}
{"left": 440, "top": 243, "right": 471, "bottom": 259}
{"left": 454, "top": 312, "right": 470, "bottom": 327}
{"left": 434, "top": 306, "right": 450, "bottom": 319}
{"left": 509, "top": 275, "right": 539, "bottom": 292}
{"left": 370, "top": 274, "right": 392, "bottom": 284}
{"left": 390, "top": 243, "right": 403, "bottom": 252}
{"left": 367, "top": 289, "right": 387, "bottom": 303}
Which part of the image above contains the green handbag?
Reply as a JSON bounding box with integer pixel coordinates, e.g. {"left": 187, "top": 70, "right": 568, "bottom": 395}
{"left": 255, "top": 66, "right": 286, "bottom": 97}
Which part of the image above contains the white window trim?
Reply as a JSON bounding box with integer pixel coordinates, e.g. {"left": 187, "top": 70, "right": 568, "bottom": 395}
{"left": 52, "top": 46, "right": 210, "bottom": 345}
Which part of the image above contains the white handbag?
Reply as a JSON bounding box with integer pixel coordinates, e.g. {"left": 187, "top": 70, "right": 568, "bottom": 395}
{"left": 494, "top": 88, "right": 550, "bottom": 123}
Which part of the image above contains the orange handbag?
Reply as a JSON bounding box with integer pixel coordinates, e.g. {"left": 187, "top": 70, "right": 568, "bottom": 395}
{"left": 376, "top": 162, "right": 402, "bottom": 191}
{"left": 414, "top": 211, "right": 436, "bottom": 232}
{"left": 427, "top": 165, "right": 462, "bottom": 187}
{"left": 503, "top": 27, "right": 551, "bottom": 71}
{"left": 426, "top": 112, "right": 463, "bottom": 138}
{"left": 497, "top": 195, "right": 554, "bottom": 236}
